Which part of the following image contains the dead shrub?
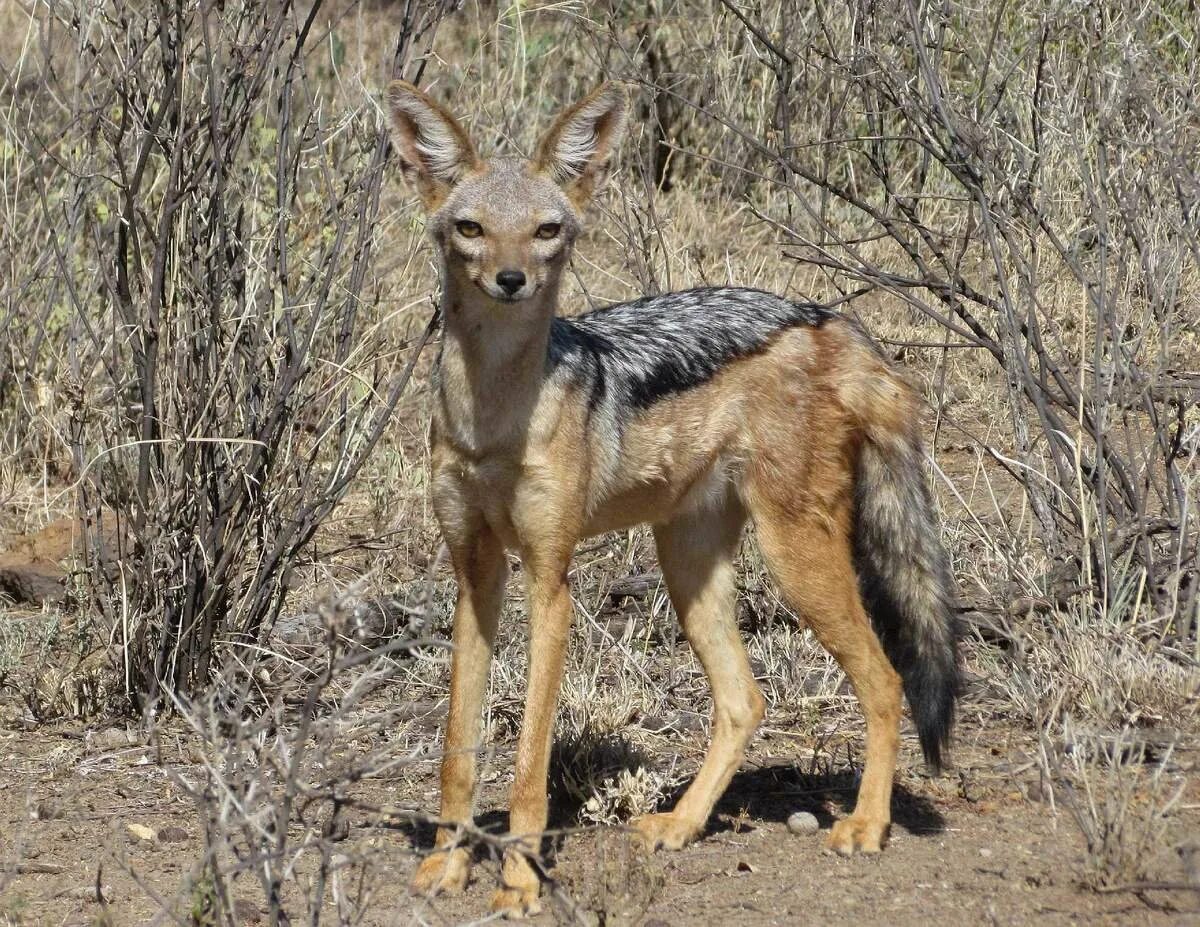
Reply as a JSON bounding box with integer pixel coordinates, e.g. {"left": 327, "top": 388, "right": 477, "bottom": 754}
{"left": 1, "top": 0, "right": 453, "bottom": 711}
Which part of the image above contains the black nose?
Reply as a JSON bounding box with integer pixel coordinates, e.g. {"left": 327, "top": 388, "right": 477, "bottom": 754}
{"left": 495, "top": 269, "right": 526, "bottom": 296}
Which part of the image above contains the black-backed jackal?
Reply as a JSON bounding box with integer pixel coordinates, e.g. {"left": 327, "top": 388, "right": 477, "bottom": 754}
{"left": 386, "top": 80, "right": 960, "bottom": 917}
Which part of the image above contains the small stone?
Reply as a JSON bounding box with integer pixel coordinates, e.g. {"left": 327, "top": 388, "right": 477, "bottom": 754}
{"left": 33, "top": 800, "right": 64, "bottom": 821}
{"left": 979, "top": 847, "right": 993, "bottom": 858}
{"left": 65, "top": 883, "right": 114, "bottom": 903}
{"left": 126, "top": 822, "right": 157, "bottom": 842}
{"left": 233, "top": 898, "right": 263, "bottom": 923}
{"left": 89, "top": 727, "right": 138, "bottom": 752}
{"left": 787, "top": 811, "right": 820, "bottom": 836}
{"left": 158, "top": 825, "right": 189, "bottom": 843}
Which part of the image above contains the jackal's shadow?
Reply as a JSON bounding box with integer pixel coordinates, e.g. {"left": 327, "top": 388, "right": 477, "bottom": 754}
{"left": 396, "top": 753, "right": 945, "bottom": 859}
{"left": 708, "top": 762, "right": 946, "bottom": 838}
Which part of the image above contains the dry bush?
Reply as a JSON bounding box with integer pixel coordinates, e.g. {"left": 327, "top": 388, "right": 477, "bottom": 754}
{"left": 0, "top": 0, "right": 453, "bottom": 711}
{"left": 164, "top": 584, "right": 450, "bottom": 925}
{"left": 1038, "top": 724, "right": 1185, "bottom": 890}
{"left": 551, "top": 720, "right": 677, "bottom": 827}
{"left": 553, "top": 828, "right": 666, "bottom": 927}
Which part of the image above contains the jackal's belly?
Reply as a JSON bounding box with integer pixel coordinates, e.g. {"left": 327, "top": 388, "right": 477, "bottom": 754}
{"left": 436, "top": 448, "right": 738, "bottom": 550}
{"left": 582, "top": 451, "right": 742, "bottom": 536}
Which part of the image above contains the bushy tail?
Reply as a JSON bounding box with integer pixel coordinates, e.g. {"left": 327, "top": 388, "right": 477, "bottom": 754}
{"left": 853, "top": 423, "right": 961, "bottom": 772}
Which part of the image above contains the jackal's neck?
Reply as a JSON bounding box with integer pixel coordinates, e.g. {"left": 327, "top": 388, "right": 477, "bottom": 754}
{"left": 434, "top": 282, "right": 558, "bottom": 454}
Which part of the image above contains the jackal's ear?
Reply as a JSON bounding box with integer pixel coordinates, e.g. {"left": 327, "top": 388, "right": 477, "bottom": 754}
{"left": 386, "top": 81, "right": 480, "bottom": 210}
{"left": 534, "top": 83, "right": 628, "bottom": 210}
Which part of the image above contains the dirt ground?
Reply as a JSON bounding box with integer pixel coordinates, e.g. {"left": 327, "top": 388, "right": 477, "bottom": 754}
{"left": 2, "top": 707, "right": 1197, "bottom": 927}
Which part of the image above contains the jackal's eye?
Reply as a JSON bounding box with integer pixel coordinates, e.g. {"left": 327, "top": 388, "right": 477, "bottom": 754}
{"left": 455, "top": 220, "right": 483, "bottom": 238}
{"left": 535, "top": 222, "right": 561, "bottom": 240}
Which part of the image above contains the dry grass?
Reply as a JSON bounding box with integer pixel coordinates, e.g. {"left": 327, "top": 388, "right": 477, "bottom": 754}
{"left": 0, "top": 0, "right": 1197, "bottom": 921}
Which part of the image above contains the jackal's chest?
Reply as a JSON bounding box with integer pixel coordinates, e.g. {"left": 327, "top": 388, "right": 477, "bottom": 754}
{"left": 433, "top": 437, "right": 589, "bottom": 552}
{"left": 430, "top": 448, "right": 521, "bottom": 540}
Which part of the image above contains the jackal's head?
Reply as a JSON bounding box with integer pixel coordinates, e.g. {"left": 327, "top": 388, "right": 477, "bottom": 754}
{"left": 386, "top": 81, "right": 626, "bottom": 305}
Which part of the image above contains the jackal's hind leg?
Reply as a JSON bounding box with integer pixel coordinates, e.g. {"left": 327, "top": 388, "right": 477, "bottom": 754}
{"left": 752, "top": 502, "right": 902, "bottom": 856}
{"left": 634, "top": 495, "right": 764, "bottom": 852}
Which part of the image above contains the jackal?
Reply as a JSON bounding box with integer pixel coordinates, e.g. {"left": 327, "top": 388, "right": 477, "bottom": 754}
{"left": 386, "top": 80, "right": 960, "bottom": 917}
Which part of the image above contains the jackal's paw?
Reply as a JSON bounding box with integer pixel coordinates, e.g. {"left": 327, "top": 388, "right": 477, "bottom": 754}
{"left": 490, "top": 886, "right": 542, "bottom": 919}
{"left": 631, "top": 812, "right": 701, "bottom": 852}
{"left": 826, "top": 815, "right": 889, "bottom": 856}
{"left": 490, "top": 854, "right": 541, "bottom": 918}
{"left": 410, "top": 847, "right": 471, "bottom": 896}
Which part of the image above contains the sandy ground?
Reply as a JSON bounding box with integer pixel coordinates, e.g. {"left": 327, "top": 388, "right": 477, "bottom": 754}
{"left": 2, "top": 709, "right": 1197, "bottom": 927}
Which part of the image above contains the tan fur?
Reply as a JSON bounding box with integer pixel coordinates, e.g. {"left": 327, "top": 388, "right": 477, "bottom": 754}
{"left": 391, "top": 82, "right": 917, "bottom": 917}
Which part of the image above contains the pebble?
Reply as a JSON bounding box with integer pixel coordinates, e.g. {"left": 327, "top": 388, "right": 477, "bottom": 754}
{"left": 787, "top": 811, "right": 820, "bottom": 836}
{"left": 126, "top": 822, "right": 157, "bottom": 842}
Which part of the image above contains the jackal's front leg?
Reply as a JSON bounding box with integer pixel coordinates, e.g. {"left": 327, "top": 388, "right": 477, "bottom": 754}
{"left": 490, "top": 559, "right": 574, "bottom": 918}
{"left": 411, "top": 528, "right": 507, "bottom": 897}
{"left": 634, "top": 498, "right": 764, "bottom": 851}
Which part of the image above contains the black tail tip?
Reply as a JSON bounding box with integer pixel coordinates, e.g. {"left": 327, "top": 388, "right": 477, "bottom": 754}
{"left": 920, "top": 733, "right": 950, "bottom": 775}
{"left": 910, "top": 670, "right": 960, "bottom": 775}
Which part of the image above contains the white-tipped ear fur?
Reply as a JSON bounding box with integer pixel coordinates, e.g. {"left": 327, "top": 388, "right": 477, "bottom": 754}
{"left": 534, "top": 83, "right": 628, "bottom": 208}
{"left": 386, "top": 81, "right": 479, "bottom": 209}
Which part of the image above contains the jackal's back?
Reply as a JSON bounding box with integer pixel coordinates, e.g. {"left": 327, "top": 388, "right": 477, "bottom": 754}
{"left": 549, "top": 286, "right": 832, "bottom": 414}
